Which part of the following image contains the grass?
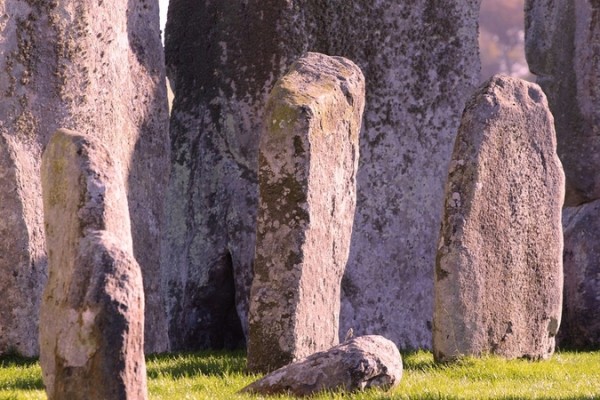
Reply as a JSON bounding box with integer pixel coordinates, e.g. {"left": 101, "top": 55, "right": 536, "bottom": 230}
{"left": 0, "top": 350, "right": 598, "bottom": 399}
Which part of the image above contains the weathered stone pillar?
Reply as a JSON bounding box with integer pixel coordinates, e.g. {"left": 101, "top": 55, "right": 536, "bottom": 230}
{"left": 247, "top": 52, "right": 365, "bottom": 373}
{"left": 40, "top": 129, "right": 147, "bottom": 400}
{"left": 164, "top": 0, "right": 481, "bottom": 351}
{"left": 0, "top": 0, "right": 169, "bottom": 354}
{"left": 525, "top": 0, "right": 600, "bottom": 349}
{"left": 434, "top": 75, "right": 565, "bottom": 362}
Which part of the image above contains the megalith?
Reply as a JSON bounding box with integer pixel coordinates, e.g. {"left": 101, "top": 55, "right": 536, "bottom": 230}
{"left": 247, "top": 52, "right": 365, "bottom": 373}
{"left": 0, "top": 0, "right": 169, "bottom": 354}
{"left": 242, "top": 335, "right": 402, "bottom": 396}
{"left": 434, "top": 75, "right": 565, "bottom": 362}
{"left": 525, "top": 0, "right": 600, "bottom": 205}
{"left": 164, "top": 0, "right": 481, "bottom": 351}
{"left": 525, "top": 0, "right": 600, "bottom": 350}
{"left": 40, "top": 129, "right": 147, "bottom": 400}
{"left": 560, "top": 202, "right": 600, "bottom": 349}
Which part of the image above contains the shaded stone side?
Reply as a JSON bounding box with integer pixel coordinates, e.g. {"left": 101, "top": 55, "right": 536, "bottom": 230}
{"left": 525, "top": 0, "right": 600, "bottom": 206}
{"left": 434, "top": 75, "right": 565, "bottom": 362}
{"left": 0, "top": 0, "right": 169, "bottom": 354}
{"left": 40, "top": 130, "right": 146, "bottom": 400}
{"left": 164, "top": 0, "right": 481, "bottom": 351}
{"left": 560, "top": 202, "right": 600, "bottom": 349}
{"left": 247, "top": 52, "right": 365, "bottom": 373}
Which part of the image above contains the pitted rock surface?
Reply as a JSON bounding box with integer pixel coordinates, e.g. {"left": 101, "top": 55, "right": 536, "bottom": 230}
{"left": 247, "top": 52, "right": 364, "bottom": 373}
{"left": 164, "top": 0, "right": 481, "bottom": 351}
{"left": 0, "top": 0, "right": 169, "bottom": 354}
{"left": 525, "top": 0, "right": 600, "bottom": 205}
{"left": 242, "top": 335, "right": 402, "bottom": 396}
{"left": 560, "top": 202, "right": 600, "bottom": 349}
{"left": 434, "top": 75, "right": 565, "bottom": 362}
{"left": 40, "top": 129, "right": 147, "bottom": 400}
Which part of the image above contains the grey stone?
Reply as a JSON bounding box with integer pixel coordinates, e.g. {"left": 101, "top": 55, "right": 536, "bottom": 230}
{"left": 247, "top": 52, "right": 365, "bottom": 373}
{"left": 560, "top": 202, "right": 600, "bottom": 349}
{"left": 241, "top": 335, "right": 402, "bottom": 397}
{"left": 434, "top": 75, "right": 565, "bottom": 362}
{"left": 164, "top": 0, "right": 481, "bottom": 351}
{"left": 0, "top": 0, "right": 169, "bottom": 354}
{"left": 40, "top": 129, "right": 147, "bottom": 400}
{"left": 525, "top": 0, "right": 600, "bottom": 206}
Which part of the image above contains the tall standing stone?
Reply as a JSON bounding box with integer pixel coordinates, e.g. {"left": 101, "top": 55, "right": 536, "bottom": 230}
{"left": 525, "top": 0, "right": 600, "bottom": 206}
{"left": 0, "top": 0, "right": 169, "bottom": 354}
{"left": 40, "top": 129, "right": 147, "bottom": 400}
{"left": 525, "top": 0, "right": 600, "bottom": 350}
{"left": 434, "top": 75, "right": 565, "bottom": 362}
{"left": 247, "top": 52, "right": 365, "bottom": 373}
{"left": 164, "top": 0, "right": 481, "bottom": 351}
{"left": 560, "top": 202, "right": 600, "bottom": 349}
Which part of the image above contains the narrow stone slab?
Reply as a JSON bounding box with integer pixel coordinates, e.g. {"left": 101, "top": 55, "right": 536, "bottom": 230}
{"left": 525, "top": 0, "right": 600, "bottom": 205}
{"left": 241, "top": 335, "right": 402, "bottom": 396}
{"left": 247, "top": 52, "right": 365, "bottom": 373}
{"left": 40, "top": 129, "right": 147, "bottom": 400}
{"left": 434, "top": 75, "right": 565, "bottom": 362}
{"left": 560, "top": 201, "right": 600, "bottom": 349}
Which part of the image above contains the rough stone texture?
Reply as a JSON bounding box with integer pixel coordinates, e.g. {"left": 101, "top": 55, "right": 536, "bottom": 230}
{"left": 560, "top": 202, "right": 600, "bottom": 349}
{"left": 247, "top": 52, "right": 365, "bottom": 373}
{"left": 165, "top": 0, "right": 481, "bottom": 351}
{"left": 40, "top": 129, "right": 147, "bottom": 400}
{"left": 242, "top": 335, "right": 402, "bottom": 396}
{"left": 525, "top": 0, "right": 600, "bottom": 206}
{"left": 434, "top": 75, "right": 565, "bottom": 362}
{"left": 0, "top": 0, "right": 169, "bottom": 354}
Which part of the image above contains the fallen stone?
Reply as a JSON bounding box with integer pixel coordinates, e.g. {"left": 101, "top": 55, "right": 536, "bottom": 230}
{"left": 247, "top": 52, "right": 365, "bottom": 373}
{"left": 241, "top": 335, "right": 402, "bottom": 397}
{"left": 525, "top": 0, "right": 600, "bottom": 205}
{"left": 164, "top": 0, "right": 481, "bottom": 352}
{"left": 560, "top": 201, "right": 600, "bottom": 349}
{"left": 434, "top": 75, "right": 565, "bottom": 362}
{"left": 0, "top": 0, "right": 169, "bottom": 355}
{"left": 40, "top": 129, "right": 147, "bottom": 400}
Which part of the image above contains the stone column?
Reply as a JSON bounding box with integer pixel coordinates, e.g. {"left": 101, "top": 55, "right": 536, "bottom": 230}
{"left": 434, "top": 75, "right": 565, "bottom": 362}
{"left": 247, "top": 52, "right": 365, "bottom": 373}
{"left": 0, "top": 0, "right": 169, "bottom": 354}
{"left": 40, "top": 129, "right": 147, "bottom": 400}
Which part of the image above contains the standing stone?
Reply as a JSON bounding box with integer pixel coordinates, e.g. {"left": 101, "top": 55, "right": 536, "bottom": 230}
{"left": 525, "top": 0, "right": 600, "bottom": 206}
{"left": 242, "top": 335, "right": 402, "bottom": 396}
{"left": 247, "top": 52, "right": 365, "bottom": 373}
{"left": 165, "top": 0, "right": 480, "bottom": 351}
{"left": 525, "top": 0, "right": 600, "bottom": 350}
{"left": 40, "top": 129, "right": 147, "bottom": 400}
{"left": 560, "top": 202, "right": 600, "bottom": 349}
{"left": 434, "top": 75, "right": 565, "bottom": 362}
{"left": 0, "top": 0, "right": 169, "bottom": 354}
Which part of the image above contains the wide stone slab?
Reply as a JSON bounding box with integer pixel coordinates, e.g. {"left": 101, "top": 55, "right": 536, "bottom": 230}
{"left": 560, "top": 201, "right": 600, "bottom": 349}
{"left": 0, "top": 0, "right": 169, "bottom": 355}
{"left": 40, "top": 129, "right": 147, "bottom": 400}
{"left": 525, "top": 0, "right": 600, "bottom": 205}
{"left": 247, "top": 52, "right": 365, "bottom": 373}
{"left": 242, "top": 335, "right": 402, "bottom": 397}
{"left": 434, "top": 75, "right": 565, "bottom": 362}
{"left": 164, "top": 0, "right": 481, "bottom": 351}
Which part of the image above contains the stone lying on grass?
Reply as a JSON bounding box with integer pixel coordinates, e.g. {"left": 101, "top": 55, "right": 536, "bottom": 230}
{"left": 241, "top": 335, "right": 402, "bottom": 396}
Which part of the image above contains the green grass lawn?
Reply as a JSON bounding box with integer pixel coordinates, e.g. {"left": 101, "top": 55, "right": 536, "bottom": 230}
{"left": 1, "top": 350, "right": 598, "bottom": 399}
